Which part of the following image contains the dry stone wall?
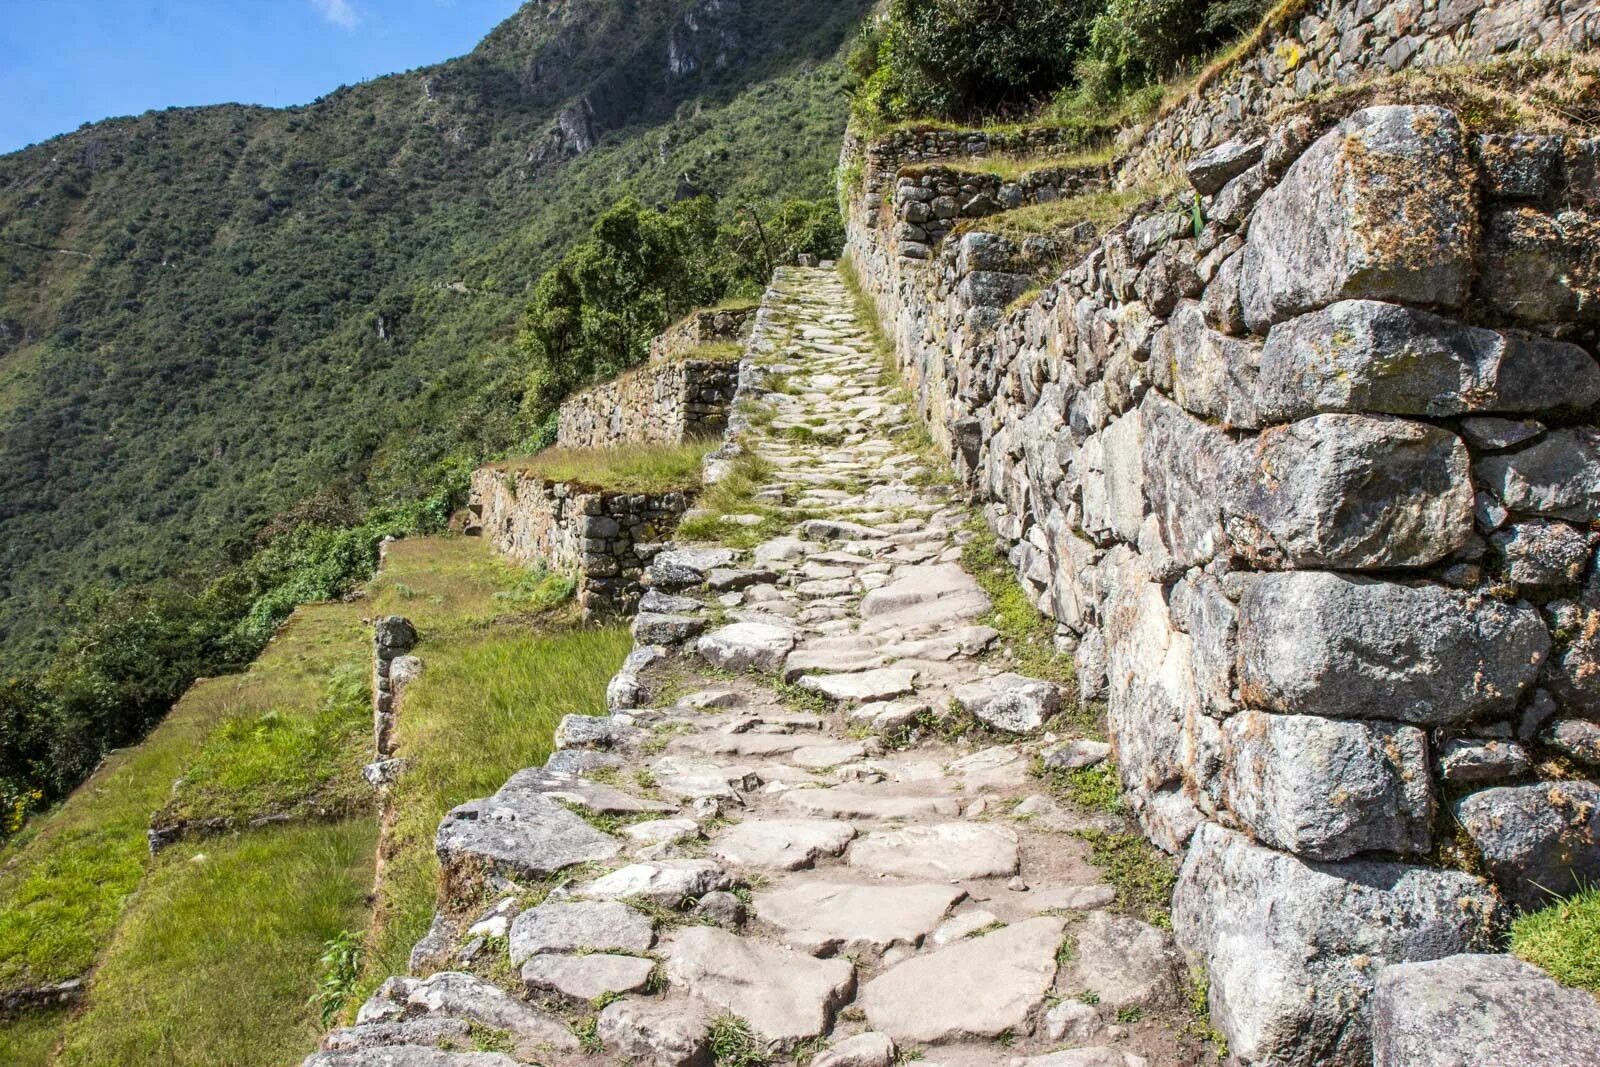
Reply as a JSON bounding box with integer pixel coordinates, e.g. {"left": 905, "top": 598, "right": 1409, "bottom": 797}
{"left": 648, "top": 305, "right": 756, "bottom": 363}
{"left": 467, "top": 469, "right": 692, "bottom": 616}
{"left": 849, "top": 97, "right": 1600, "bottom": 1065}
{"left": 1115, "top": 0, "right": 1600, "bottom": 188}
{"left": 884, "top": 164, "right": 1107, "bottom": 261}
{"left": 556, "top": 358, "right": 739, "bottom": 449}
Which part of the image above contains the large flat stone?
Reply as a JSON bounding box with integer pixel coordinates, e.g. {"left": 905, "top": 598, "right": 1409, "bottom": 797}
{"left": 508, "top": 900, "right": 655, "bottom": 965}
{"left": 1173, "top": 824, "right": 1501, "bottom": 1067}
{"left": 522, "top": 952, "right": 656, "bottom": 1000}
{"left": 596, "top": 996, "right": 714, "bottom": 1067}
{"left": 664, "top": 927, "right": 856, "bottom": 1049}
{"left": 305, "top": 1050, "right": 518, "bottom": 1067}
{"left": 847, "top": 822, "right": 1019, "bottom": 881}
{"left": 780, "top": 786, "right": 960, "bottom": 821}
{"left": 859, "top": 916, "right": 1067, "bottom": 1044}
{"left": 754, "top": 880, "right": 964, "bottom": 955}
{"left": 1239, "top": 106, "right": 1475, "bottom": 329}
{"left": 697, "top": 622, "right": 798, "bottom": 673}
{"left": 797, "top": 668, "right": 918, "bottom": 703}
{"left": 435, "top": 788, "right": 619, "bottom": 882}
{"left": 1371, "top": 953, "right": 1600, "bottom": 1067}
{"left": 1236, "top": 571, "right": 1548, "bottom": 724}
{"left": 709, "top": 819, "right": 858, "bottom": 871}
{"left": 952, "top": 673, "right": 1060, "bottom": 733}
{"left": 576, "top": 859, "right": 732, "bottom": 907}
{"left": 355, "top": 972, "right": 577, "bottom": 1053}
{"left": 1064, "top": 911, "right": 1181, "bottom": 1012}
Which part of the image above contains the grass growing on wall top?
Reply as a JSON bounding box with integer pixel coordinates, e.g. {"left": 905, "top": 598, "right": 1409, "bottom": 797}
{"left": 53, "top": 820, "right": 377, "bottom": 1067}
{"left": 898, "top": 147, "right": 1115, "bottom": 182}
{"left": 1512, "top": 887, "right": 1600, "bottom": 993}
{"left": 496, "top": 441, "right": 715, "bottom": 493}
{"left": 951, "top": 182, "right": 1181, "bottom": 243}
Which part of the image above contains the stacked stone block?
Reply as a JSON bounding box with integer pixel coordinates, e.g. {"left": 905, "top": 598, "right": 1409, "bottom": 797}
{"left": 889, "top": 164, "right": 1107, "bottom": 260}
{"left": 849, "top": 99, "right": 1600, "bottom": 1064}
{"left": 467, "top": 468, "right": 691, "bottom": 616}
{"left": 1114, "top": 0, "right": 1599, "bottom": 190}
{"left": 647, "top": 305, "right": 756, "bottom": 363}
{"left": 557, "top": 358, "right": 739, "bottom": 449}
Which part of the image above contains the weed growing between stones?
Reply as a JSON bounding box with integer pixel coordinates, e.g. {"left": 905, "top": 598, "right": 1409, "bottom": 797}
{"left": 707, "top": 1011, "right": 773, "bottom": 1067}
{"left": 957, "top": 517, "right": 1075, "bottom": 687}
{"left": 1184, "top": 969, "right": 1229, "bottom": 1059}
{"left": 1511, "top": 886, "right": 1600, "bottom": 993}
{"left": 466, "top": 1022, "right": 516, "bottom": 1054}
{"left": 1074, "top": 829, "right": 1178, "bottom": 929}
{"left": 1033, "top": 756, "right": 1127, "bottom": 816}
{"left": 310, "top": 928, "right": 364, "bottom": 1026}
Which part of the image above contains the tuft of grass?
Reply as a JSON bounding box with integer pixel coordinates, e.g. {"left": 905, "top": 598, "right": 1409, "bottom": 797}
{"left": 494, "top": 440, "right": 714, "bottom": 494}
{"left": 680, "top": 341, "right": 745, "bottom": 363}
{"left": 53, "top": 820, "right": 377, "bottom": 1067}
{"left": 573, "top": 1014, "right": 602, "bottom": 1055}
{"left": 1035, "top": 757, "right": 1125, "bottom": 816}
{"left": 957, "top": 517, "right": 1073, "bottom": 686}
{"left": 1075, "top": 829, "right": 1177, "bottom": 929}
{"left": 897, "top": 147, "right": 1114, "bottom": 183}
{"left": 676, "top": 452, "right": 784, "bottom": 550}
{"left": 707, "top": 1012, "right": 771, "bottom": 1067}
{"left": 951, "top": 182, "right": 1179, "bottom": 242}
{"left": 1511, "top": 886, "right": 1600, "bottom": 993}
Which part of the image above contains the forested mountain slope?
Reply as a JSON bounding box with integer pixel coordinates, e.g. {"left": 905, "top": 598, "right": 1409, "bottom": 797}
{"left": 0, "top": 0, "right": 865, "bottom": 663}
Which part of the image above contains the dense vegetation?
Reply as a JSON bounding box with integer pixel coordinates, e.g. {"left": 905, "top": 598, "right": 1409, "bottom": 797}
{"left": 0, "top": 0, "right": 867, "bottom": 826}
{"left": 847, "top": 0, "right": 1273, "bottom": 128}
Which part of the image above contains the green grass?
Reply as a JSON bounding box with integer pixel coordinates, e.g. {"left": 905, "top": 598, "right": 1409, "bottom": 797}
{"left": 151, "top": 663, "right": 372, "bottom": 832}
{"left": 1512, "top": 887, "right": 1600, "bottom": 992}
{"left": 1036, "top": 759, "right": 1125, "bottom": 815}
{"left": 899, "top": 147, "right": 1114, "bottom": 182}
{"left": 0, "top": 598, "right": 370, "bottom": 996}
{"left": 707, "top": 1012, "right": 771, "bottom": 1067}
{"left": 1075, "top": 829, "right": 1178, "bottom": 929}
{"left": 676, "top": 452, "right": 786, "bottom": 549}
{"left": 681, "top": 341, "right": 745, "bottom": 363}
{"left": 0, "top": 1009, "right": 65, "bottom": 1066}
{"left": 53, "top": 820, "right": 376, "bottom": 1067}
{"left": 360, "top": 619, "right": 631, "bottom": 996}
{"left": 951, "top": 183, "right": 1179, "bottom": 242}
{"left": 496, "top": 441, "right": 714, "bottom": 493}
{"left": 957, "top": 518, "right": 1073, "bottom": 687}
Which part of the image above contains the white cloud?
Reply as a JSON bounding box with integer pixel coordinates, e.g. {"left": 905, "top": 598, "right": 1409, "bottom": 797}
{"left": 311, "top": 0, "right": 361, "bottom": 28}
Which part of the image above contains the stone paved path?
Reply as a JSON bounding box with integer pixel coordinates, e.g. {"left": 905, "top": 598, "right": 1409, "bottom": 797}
{"left": 307, "top": 269, "right": 1207, "bottom": 1067}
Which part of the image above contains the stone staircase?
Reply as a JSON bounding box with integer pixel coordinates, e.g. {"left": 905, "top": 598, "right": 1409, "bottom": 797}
{"left": 306, "top": 268, "right": 1209, "bottom": 1067}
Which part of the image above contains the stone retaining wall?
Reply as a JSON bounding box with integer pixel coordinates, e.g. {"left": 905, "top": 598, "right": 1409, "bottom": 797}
{"left": 467, "top": 468, "right": 692, "bottom": 616}
{"left": 885, "top": 163, "right": 1107, "bottom": 261}
{"left": 557, "top": 358, "right": 739, "bottom": 449}
{"left": 1115, "top": 0, "right": 1600, "bottom": 189}
{"left": 649, "top": 305, "right": 756, "bottom": 363}
{"left": 849, "top": 99, "right": 1600, "bottom": 1064}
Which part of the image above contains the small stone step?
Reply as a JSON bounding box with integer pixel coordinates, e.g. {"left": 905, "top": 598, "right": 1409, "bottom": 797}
{"left": 847, "top": 822, "right": 1021, "bottom": 881}
{"left": 753, "top": 880, "right": 965, "bottom": 955}
{"left": 709, "top": 818, "right": 858, "bottom": 871}
{"left": 664, "top": 926, "right": 856, "bottom": 1048}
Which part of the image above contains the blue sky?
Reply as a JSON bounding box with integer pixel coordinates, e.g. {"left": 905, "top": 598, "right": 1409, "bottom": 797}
{"left": 0, "top": 0, "right": 527, "bottom": 153}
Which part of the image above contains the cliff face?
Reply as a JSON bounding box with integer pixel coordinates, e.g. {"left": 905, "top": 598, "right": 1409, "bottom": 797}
{"left": 0, "top": 0, "right": 868, "bottom": 661}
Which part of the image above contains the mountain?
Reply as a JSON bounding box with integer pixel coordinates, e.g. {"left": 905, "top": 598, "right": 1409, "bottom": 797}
{"left": 0, "top": 0, "right": 865, "bottom": 663}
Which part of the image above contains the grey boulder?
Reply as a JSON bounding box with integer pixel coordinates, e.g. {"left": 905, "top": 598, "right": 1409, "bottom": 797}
{"left": 1221, "top": 414, "right": 1472, "bottom": 569}
{"left": 1455, "top": 781, "right": 1600, "bottom": 907}
{"left": 1236, "top": 571, "right": 1548, "bottom": 724}
{"left": 1371, "top": 953, "right": 1600, "bottom": 1067}
{"left": 1477, "top": 428, "right": 1600, "bottom": 522}
{"left": 1173, "top": 824, "right": 1501, "bottom": 1067}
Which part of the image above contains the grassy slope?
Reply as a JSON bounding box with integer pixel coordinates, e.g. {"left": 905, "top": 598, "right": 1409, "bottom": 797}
{"left": 0, "top": 0, "right": 869, "bottom": 664}
{"left": 356, "top": 540, "right": 631, "bottom": 996}
{"left": 0, "top": 535, "right": 627, "bottom": 1063}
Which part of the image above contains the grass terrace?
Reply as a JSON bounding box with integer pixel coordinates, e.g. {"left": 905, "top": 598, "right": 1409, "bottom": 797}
{"left": 952, "top": 182, "right": 1182, "bottom": 243}
{"left": 0, "top": 536, "right": 625, "bottom": 1064}
{"left": 495, "top": 440, "right": 715, "bottom": 494}
{"left": 679, "top": 340, "right": 744, "bottom": 363}
{"left": 898, "top": 146, "right": 1116, "bottom": 183}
